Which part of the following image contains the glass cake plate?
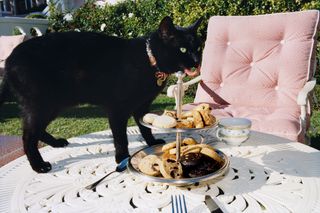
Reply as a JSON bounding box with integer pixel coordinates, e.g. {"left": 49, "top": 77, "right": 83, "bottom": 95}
{"left": 139, "top": 118, "right": 218, "bottom": 133}
{"left": 128, "top": 143, "right": 230, "bottom": 186}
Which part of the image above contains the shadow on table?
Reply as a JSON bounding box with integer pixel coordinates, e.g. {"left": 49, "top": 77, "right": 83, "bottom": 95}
{"left": 261, "top": 149, "right": 320, "bottom": 178}
{"left": 50, "top": 143, "right": 145, "bottom": 173}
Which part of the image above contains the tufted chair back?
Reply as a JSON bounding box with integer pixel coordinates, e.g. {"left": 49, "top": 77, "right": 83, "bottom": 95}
{"left": 193, "top": 10, "right": 319, "bottom": 142}
{"left": 0, "top": 35, "right": 27, "bottom": 77}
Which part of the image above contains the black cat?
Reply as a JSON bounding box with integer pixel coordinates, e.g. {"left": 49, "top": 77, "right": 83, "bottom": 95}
{"left": 0, "top": 17, "right": 202, "bottom": 173}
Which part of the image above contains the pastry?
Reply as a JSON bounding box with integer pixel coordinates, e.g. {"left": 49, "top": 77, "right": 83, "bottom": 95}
{"left": 187, "top": 155, "right": 219, "bottom": 178}
{"left": 152, "top": 115, "right": 177, "bottom": 128}
{"left": 138, "top": 155, "right": 162, "bottom": 176}
{"left": 192, "top": 110, "right": 204, "bottom": 128}
{"left": 180, "top": 153, "right": 202, "bottom": 167}
{"left": 143, "top": 113, "right": 159, "bottom": 124}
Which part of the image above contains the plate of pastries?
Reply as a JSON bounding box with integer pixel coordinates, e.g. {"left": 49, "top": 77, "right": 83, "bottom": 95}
{"left": 128, "top": 138, "right": 229, "bottom": 186}
{"left": 141, "top": 104, "right": 217, "bottom": 132}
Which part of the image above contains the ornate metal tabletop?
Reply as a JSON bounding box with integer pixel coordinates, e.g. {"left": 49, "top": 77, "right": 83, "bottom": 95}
{"left": 1, "top": 127, "right": 320, "bottom": 212}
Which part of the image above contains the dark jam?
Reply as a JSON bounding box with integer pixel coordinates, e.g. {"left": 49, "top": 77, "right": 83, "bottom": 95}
{"left": 180, "top": 153, "right": 221, "bottom": 178}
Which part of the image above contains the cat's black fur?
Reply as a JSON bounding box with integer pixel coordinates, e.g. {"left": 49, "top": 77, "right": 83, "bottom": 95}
{"left": 0, "top": 17, "right": 202, "bottom": 173}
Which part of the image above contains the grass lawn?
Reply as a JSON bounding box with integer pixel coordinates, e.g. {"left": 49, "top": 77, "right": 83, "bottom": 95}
{"left": 0, "top": 94, "right": 193, "bottom": 139}
{"left": 0, "top": 94, "right": 319, "bottom": 146}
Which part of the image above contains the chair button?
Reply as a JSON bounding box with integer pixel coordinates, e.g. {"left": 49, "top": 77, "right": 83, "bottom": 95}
{"left": 275, "top": 86, "right": 279, "bottom": 90}
{"left": 227, "top": 41, "right": 231, "bottom": 46}
{"left": 220, "top": 83, "right": 224, "bottom": 87}
{"left": 250, "top": 62, "right": 254, "bottom": 67}
{"left": 280, "top": 40, "right": 285, "bottom": 44}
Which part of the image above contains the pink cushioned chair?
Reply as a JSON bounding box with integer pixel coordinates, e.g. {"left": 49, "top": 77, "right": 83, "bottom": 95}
{"left": 0, "top": 35, "right": 27, "bottom": 77}
{"left": 168, "top": 10, "right": 319, "bottom": 143}
{"left": 0, "top": 35, "right": 28, "bottom": 166}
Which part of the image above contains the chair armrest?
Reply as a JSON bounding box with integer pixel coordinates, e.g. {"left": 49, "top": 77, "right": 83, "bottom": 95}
{"left": 167, "top": 75, "right": 201, "bottom": 98}
{"left": 297, "top": 79, "right": 317, "bottom": 106}
{"left": 297, "top": 79, "right": 316, "bottom": 137}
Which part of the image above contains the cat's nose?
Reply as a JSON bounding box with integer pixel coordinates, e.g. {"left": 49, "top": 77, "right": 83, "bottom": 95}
{"left": 192, "top": 54, "right": 201, "bottom": 65}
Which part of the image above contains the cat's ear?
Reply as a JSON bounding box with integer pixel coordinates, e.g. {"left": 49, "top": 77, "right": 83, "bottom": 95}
{"left": 188, "top": 17, "right": 203, "bottom": 32}
{"left": 158, "top": 16, "right": 176, "bottom": 40}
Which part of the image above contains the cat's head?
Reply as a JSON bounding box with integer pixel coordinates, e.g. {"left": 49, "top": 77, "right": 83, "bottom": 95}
{"left": 150, "top": 16, "right": 203, "bottom": 76}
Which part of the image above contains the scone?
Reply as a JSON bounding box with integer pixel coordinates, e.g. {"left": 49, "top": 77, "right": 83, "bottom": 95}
{"left": 192, "top": 110, "right": 204, "bottom": 128}
{"left": 143, "top": 113, "right": 159, "bottom": 124}
{"left": 163, "top": 110, "right": 177, "bottom": 119}
{"left": 194, "top": 103, "right": 212, "bottom": 111}
{"left": 152, "top": 115, "right": 177, "bottom": 128}
{"left": 176, "top": 119, "right": 194, "bottom": 128}
{"left": 199, "top": 110, "right": 215, "bottom": 126}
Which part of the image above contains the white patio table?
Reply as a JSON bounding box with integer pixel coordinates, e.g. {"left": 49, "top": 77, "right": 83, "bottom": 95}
{"left": 1, "top": 126, "right": 320, "bottom": 213}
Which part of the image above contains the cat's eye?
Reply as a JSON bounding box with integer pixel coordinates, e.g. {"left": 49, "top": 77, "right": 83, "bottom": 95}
{"left": 180, "top": 47, "right": 187, "bottom": 53}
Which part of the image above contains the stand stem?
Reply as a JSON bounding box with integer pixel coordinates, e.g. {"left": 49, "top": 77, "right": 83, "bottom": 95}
{"left": 175, "top": 71, "right": 185, "bottom": 161}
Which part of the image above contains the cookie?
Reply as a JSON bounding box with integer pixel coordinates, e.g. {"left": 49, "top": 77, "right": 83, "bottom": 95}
{"left": 200, "top": 147, "right": 223, "bottom": 163}
{"left": 152, "top": 115, "right": 177, "bottom": 128}
{"left": 159, "top": 158, "right": 183, "bottom": 179}
{"left": 138, "top": 155, "right": 162, "bottom": 176}
{"left": 143, "top": 113, "right": 159, "bottom": 124}
{"left": 162, "top": 150, "right": 176, "bottom": 161}
{"left": 161, "top": 141, "right": 176, "bottom": 152}
{"left": 182, "top": 137, "right": 197, "bottom": 145}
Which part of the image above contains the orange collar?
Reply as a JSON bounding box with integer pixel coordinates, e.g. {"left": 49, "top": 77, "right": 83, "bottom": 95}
{"left": 146, "top": 39, "right": 169, "bottom": 86}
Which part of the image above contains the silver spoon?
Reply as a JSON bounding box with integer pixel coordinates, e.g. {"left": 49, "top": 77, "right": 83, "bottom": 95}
{"left": 85, "top": 157, "right": 129, "bottom": 190}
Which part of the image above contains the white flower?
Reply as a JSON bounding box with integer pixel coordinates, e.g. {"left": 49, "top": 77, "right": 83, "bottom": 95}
{"left": 128, "top": 13, "right": 133, "bottom": 18}
{"left": 100, "top": 23, "right": 106, "bottom": 31}
{"left": 112, "top": 33, "right": 118, "bottom": 36}
{"left": 122, "top": 15, "right": 126, "bottom": 20}
{"left": 75, "top": 29, "right": 81, "bottom": 32}
{"left": 63, "top": 13, "right": 73, "bottom": 21}
{"left": 95, "top": 1, "right": 107, "bottom": 8}
{"left": 128, "top": 32, "right": 132, "bottom": 36}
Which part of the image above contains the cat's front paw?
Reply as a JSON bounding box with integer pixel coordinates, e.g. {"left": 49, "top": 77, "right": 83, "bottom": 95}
{"left": 53, "top": 138, "right": 69, "bottom": 147}
{"left": 32, "top": 161, "right": 52, "bottom": 173}
{"left": 115, "top": 152, "right": 130, "bottom": 164}
{"left": 146, "top": 138, "right": 166, "bottom": 146}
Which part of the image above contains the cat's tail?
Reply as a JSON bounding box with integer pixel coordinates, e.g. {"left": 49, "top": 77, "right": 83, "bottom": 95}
{"left": 0, "top": 73, "right": 11, "bottom": 106}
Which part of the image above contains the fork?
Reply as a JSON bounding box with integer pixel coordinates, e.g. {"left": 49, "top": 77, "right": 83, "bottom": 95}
{"left": 171, "top": 194, "right": 188, "bottom": 213}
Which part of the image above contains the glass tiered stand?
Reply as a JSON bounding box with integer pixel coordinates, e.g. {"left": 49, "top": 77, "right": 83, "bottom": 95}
{"left": 128, "top": 72, "right": 230, "bottom": 186}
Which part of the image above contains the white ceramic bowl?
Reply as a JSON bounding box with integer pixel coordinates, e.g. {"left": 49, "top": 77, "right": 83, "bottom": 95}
{"left": 216, "top": 118, "right": 252, "bottom": 146}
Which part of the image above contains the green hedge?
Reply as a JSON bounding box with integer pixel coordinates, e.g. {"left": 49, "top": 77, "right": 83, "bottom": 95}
{"left": 48, "top": 0, "right": 320, "bottom": 100}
